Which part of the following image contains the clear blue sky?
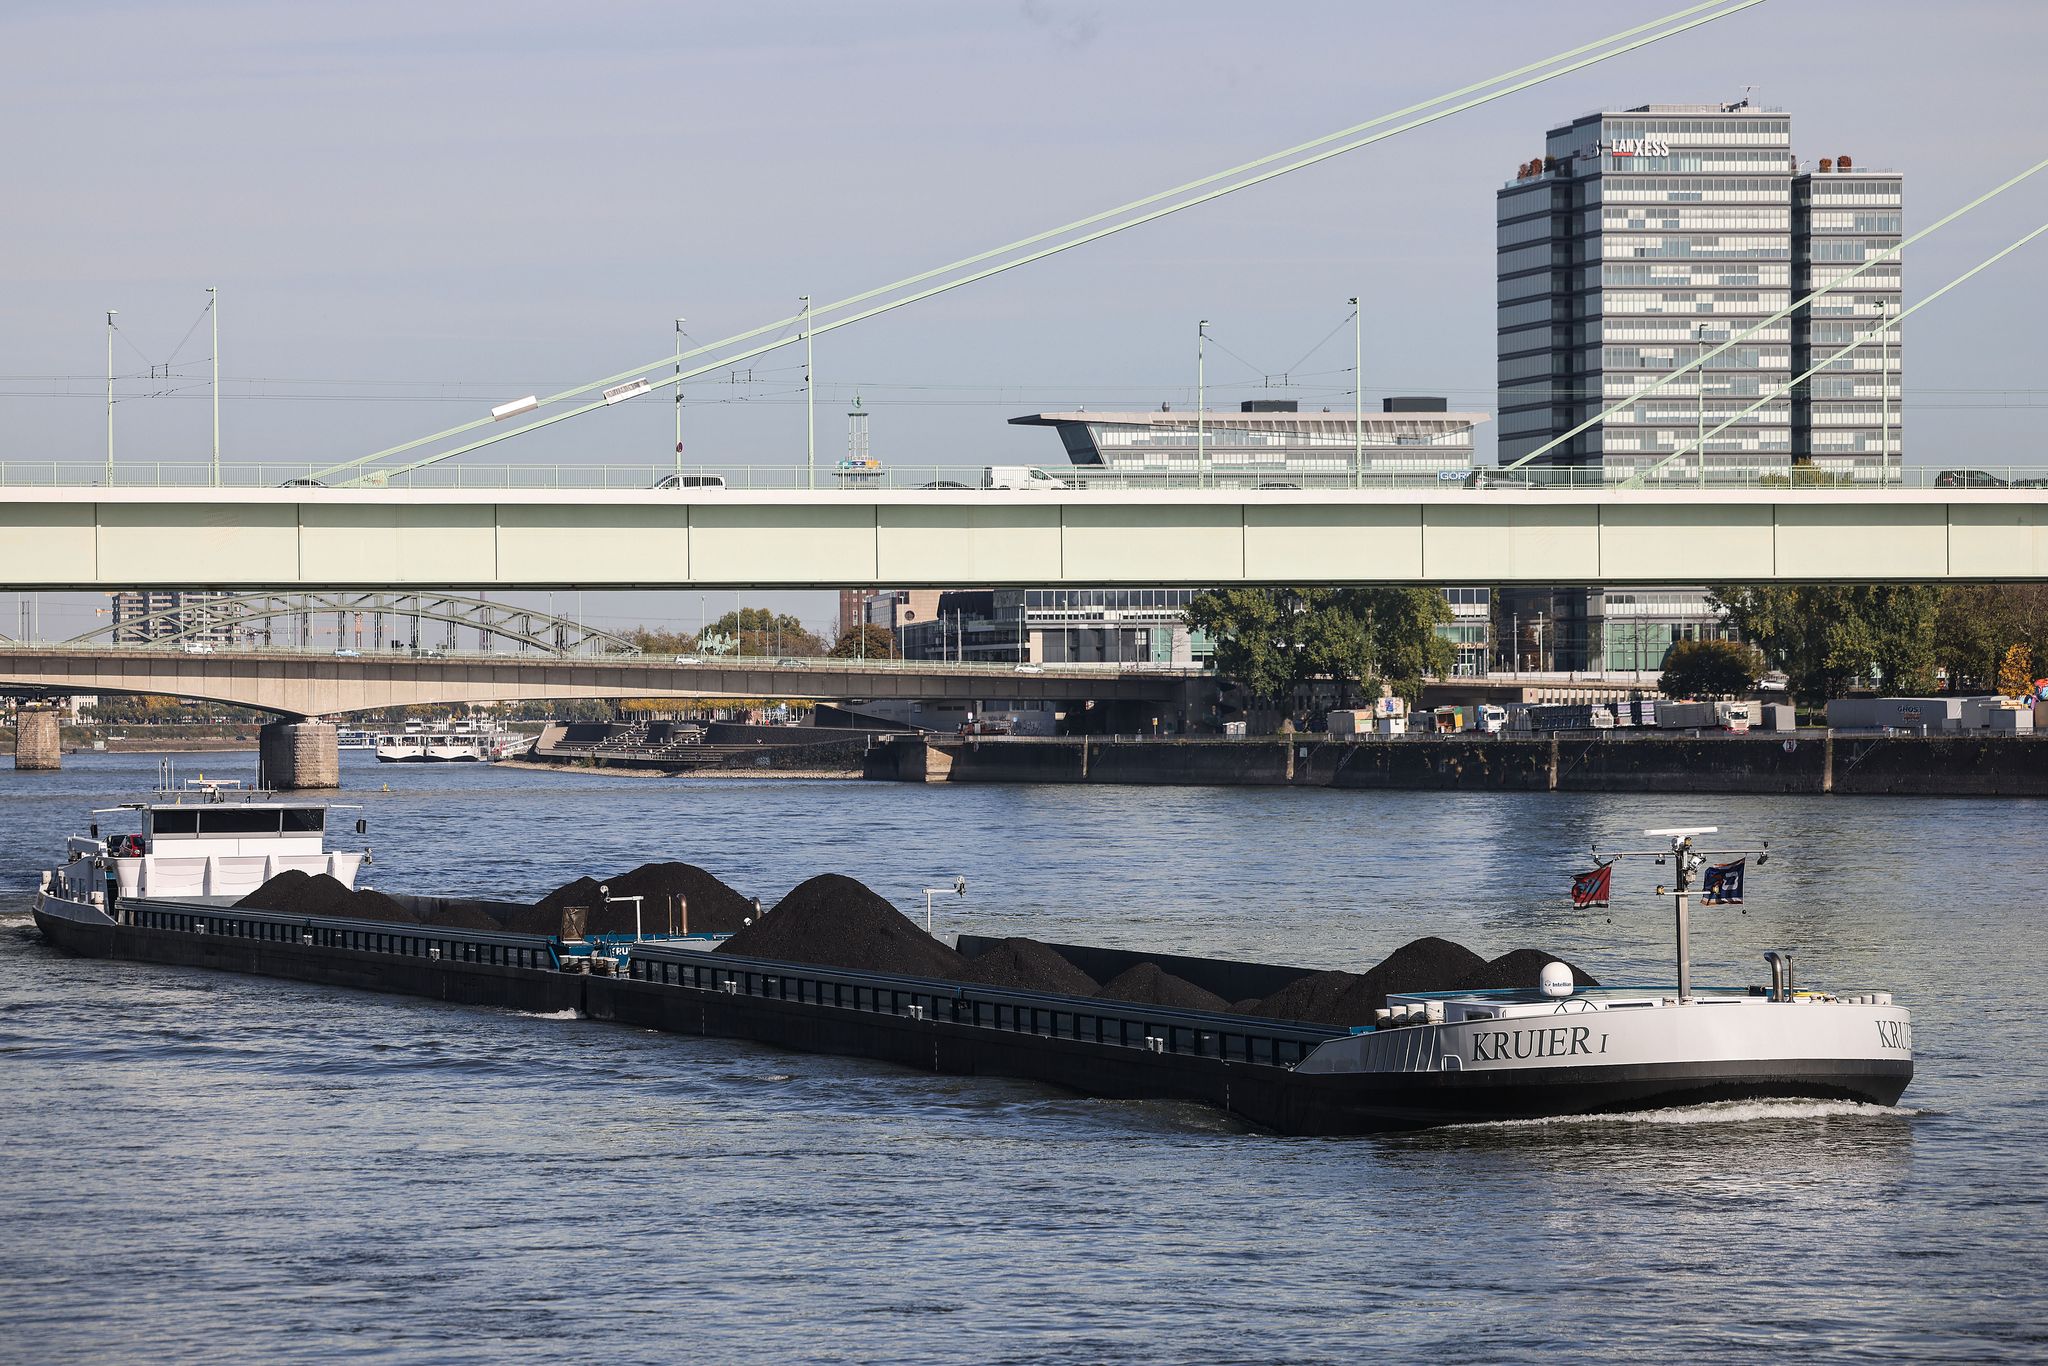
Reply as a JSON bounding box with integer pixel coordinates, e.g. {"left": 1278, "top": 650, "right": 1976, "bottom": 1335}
{"left": 6, "top": 0, "right": 2046, "bottom": 636}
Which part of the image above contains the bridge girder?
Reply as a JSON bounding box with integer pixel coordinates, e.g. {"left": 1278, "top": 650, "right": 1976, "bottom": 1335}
{"left": 0, "top": 647, "right": 1197, "bottom": 720}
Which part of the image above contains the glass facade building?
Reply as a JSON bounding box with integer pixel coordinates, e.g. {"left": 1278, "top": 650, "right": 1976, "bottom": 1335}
{"left": 1493, "top": 103, "right": 1904, "bottom": 672}
{"left": 1498, "top": 102, "right": 1804, "bottom": 480}
{"left": 1011, "top": 399, "right": 1485, "bottom": 484}
{"left": 1792, "top": 166, "right": 1904, "bottom": 481}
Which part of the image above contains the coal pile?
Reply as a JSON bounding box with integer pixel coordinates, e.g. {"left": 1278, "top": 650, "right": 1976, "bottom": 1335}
{"left": 528, "top": 862, "right": 755, "bottom": 936}
{"left": 1093, "top": 961, "right": 1231, "bottom": 1013}
{"left": 1242, "top": 937, "right": 1485, "bottom": 1026}
{"left": 418, "top": 902, "right": 505, "bottom": 931}
{"left": 717, "top": 873, "right": 968, "bottom": 979}
{"left": 352, "top": 887, "right": 421, "bottom": 924}
{"left": 1243, "top": 937, "right": 1601, "bottom": 1027}
{"left": 236, "top": 871, "right": 420, "bottom": 924}
{"left": 951, "top": 937, "right": 1101, "bottom": 996}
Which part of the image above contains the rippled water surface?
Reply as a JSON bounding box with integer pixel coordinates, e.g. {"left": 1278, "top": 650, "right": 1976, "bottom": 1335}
{"left": 3, "top": 752, "right": 2043, "bottom": 1361}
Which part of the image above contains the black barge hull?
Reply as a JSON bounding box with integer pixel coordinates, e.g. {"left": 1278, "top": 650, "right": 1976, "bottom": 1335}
{"left": 33, "top": 900, "right": 1911, "bottom": 1136}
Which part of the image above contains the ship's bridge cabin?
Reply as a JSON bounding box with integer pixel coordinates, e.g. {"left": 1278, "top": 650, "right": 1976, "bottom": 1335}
{"left": 69, "top": 782, "right": 365, "bottom": 903}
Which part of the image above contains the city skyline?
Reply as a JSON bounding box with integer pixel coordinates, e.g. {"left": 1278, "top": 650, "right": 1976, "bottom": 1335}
{"left": 4, "top": 1, "right": 2045, "bottom": 484}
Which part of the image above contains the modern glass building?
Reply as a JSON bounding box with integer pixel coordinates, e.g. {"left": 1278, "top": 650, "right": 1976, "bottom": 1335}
{"left": 1497, "top": 101, "right": 1803, "bottom": 481}
{"left": 1792, "top": 163, "right": 1904, "bottom": 481}
{"left": 1493, "top": 103, "right": 1903, "bottom": 672}
{"left": 1010, "top": 398, "right": 1485, "bottom": 484}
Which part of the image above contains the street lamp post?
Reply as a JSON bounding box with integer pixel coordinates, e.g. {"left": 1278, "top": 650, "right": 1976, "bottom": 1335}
{"left": 1350, "top": 297, "right": 1363, "bottom": 489}
{"left": 105, "top": 310, "right": 117, "bottom": 486}
{"left": 1196, "top": 319, "right": 1209, "bottom": 487}
{"left": 209, "top": 287, "right": 220, "bottom": 488}
{"left": 801, "top": 295, "right": 815, "bottom": 489}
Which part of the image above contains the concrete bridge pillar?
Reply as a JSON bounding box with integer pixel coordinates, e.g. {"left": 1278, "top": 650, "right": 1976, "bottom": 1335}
{"left": 13, "top": 705, "right": 61, "bottom": 771}
{"left": 260, "top": 720, "right": 340, "bottom": 791}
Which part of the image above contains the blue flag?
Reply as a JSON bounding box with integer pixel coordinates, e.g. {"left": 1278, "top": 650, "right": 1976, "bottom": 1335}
{"left": 1701, "top": 858, "right": 1745, "bottom": 905}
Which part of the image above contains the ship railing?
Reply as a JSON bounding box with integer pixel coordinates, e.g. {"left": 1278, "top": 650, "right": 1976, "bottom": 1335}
{"left": 626, "top": 946, "right": 1341, "bottom": 1069}
{"left": 128, "top": 898, "right": 563, "bottom": 970}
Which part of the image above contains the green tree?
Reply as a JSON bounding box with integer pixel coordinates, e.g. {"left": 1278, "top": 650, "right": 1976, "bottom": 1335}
{"left": 1934, "top": 585, "right": 2048, "bottom": 692}
{"left": 699, "top": 608, "right": 825, "bottom": 658}
{"left": 1710, "top": 585, "right": 1939, "bottom": 705}
{"left": 627, "top": 626, "right": 697, "bottom": 656}
{"left": 1657, "top": 638, "right": 1764, "bottom": 699}
{"left": 1347, "top": 587, "right": 1455, "bottom": 700}
{"left": 829, "top": 624, "right": 896, "bottom": 659}
{"left": 1185, "top": 586, "right": 1454, "bottom": 717}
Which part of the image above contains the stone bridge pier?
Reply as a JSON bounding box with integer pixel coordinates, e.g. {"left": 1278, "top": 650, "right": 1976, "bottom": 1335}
{"left": 12, "top": 704, "right": 61, "bottom": 771}
{"left": 259, "top": 719, "right": 340, "bottom": 791}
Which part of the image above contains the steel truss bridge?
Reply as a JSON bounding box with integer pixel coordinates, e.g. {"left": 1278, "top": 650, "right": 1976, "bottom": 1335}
{"left": 70, "top": 589, "right": 638, "bottom": 656}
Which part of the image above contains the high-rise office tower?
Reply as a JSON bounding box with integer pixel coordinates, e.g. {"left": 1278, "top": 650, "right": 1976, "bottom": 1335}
{"left": 1498, "top": 101, "right": 1805, "bottom": 480}
{"left": 1493, "top": 102, "right": 1902, "bottom": 671}
{"left": 1792, "top": 160, "right": 1904, "bottom": 481}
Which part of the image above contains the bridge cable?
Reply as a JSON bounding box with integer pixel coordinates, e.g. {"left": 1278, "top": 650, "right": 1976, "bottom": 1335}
{"left": 1621, "top": 214, "right": 2048, "bottom": 486}
{"left": 1499, "top": 153, "right": 2048, "bottom": 473}
{"left": 309, "top": 0, "right": 1766, "bottom": 484}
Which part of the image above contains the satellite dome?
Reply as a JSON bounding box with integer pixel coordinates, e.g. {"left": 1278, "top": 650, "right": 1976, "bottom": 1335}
{"left": 1540, "top": 961, "right": 1575, "bottom": 998}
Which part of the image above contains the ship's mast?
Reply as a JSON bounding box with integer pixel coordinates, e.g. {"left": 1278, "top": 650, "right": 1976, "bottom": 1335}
{"left": 1592, "top": 826, "right": 1768, "bottom": 1000}
{"left": 1648, "top": 827, "right": 1713, "bottom": 999}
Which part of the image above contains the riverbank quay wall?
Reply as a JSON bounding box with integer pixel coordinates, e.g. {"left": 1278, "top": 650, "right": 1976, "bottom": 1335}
{"left": 865, "top": 734, "right": 2048, "bottom": 797}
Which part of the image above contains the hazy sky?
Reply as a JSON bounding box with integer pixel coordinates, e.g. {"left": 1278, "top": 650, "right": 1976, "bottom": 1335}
{"left": 6, "top": 0, "right": 2047, "bottom": 635}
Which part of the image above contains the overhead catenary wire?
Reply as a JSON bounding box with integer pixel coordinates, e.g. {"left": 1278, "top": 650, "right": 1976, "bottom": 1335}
{"left": 308, "top": 0, "right": 1768, "bottom": 484}
{"left": 1285, "top": 309, "right": 1360, "bottom": 380}
{"left": 1499, "top": 153, "right": 2048, "bottom": 472}
{"left": 1622, "top": 215, "right": 2048, "bottom": 485}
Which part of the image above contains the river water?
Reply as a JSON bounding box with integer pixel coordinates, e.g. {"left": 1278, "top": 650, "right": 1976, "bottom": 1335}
{"left": 2, "top": 751, "right": 2042, "bottom": 1362}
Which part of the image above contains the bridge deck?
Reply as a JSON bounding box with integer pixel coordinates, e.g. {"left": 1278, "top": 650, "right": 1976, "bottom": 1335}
{"left": 1, "top": 487, "right": 2043, "bottom": 589}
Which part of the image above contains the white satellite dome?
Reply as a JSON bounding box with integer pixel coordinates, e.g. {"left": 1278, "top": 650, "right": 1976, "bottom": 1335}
{"left": 1540, "top": 961, "right": 1576, "bottom": 998}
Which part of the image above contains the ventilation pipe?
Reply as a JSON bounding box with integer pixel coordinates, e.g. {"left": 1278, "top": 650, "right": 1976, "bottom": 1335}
{"left": 1763, "top": 951, "right": 1787, "bottom": 1001}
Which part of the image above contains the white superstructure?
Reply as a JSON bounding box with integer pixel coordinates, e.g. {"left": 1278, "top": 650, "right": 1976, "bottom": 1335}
{"left": 35, "top": 777, "right": 365, "bottom": 922}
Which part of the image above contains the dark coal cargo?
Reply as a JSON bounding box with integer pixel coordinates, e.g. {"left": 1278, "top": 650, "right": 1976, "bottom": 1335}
{"left": 527, "top": 862, "right": 757, "bottom": 936}
{"left": 236, "top": 866, "right": 1599, "bottom": 1029}
{"left": 237, "top": 861, "right": 761, "bottom": 937}
{"left": 718, "top": 873, "right": 970, "bottom": 979}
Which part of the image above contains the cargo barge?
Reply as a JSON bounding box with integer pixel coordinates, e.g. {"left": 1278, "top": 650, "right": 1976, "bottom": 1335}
{"left": 30, "top": 795, "right": 1914, "bottom": 1135}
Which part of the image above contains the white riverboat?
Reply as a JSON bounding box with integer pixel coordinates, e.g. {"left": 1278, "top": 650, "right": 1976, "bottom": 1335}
{"left": 374, "top": 717, "right": 528, "bottom": 763}
{"left": 33, "top": 770, "right": 366, "bottom": 930}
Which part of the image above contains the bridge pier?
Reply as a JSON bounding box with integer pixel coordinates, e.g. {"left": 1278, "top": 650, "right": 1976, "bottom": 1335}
{"left": 259, "top": 720, "right": 340, "bottom": 791}
{"left": 13, "top": 704, "right": 61, "bottom": 771}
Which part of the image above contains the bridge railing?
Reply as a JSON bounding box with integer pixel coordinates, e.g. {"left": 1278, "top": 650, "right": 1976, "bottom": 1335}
{"left": 5, "top": 461, "right": 2047, "bottom": 492}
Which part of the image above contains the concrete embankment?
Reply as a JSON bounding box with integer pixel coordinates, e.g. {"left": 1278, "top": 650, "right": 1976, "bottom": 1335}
{"left": 865, "top": 734, "right": 2048, "bottom": 798}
